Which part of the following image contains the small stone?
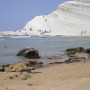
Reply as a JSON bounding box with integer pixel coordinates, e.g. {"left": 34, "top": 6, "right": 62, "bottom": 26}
{"left": 8, "top": 76, "right": 14, "bottom": 79}
{"left": 0, "top": 66, "right": 4, "bottom": 72}
{"left": 27, "top": 84, "right": 32, "bottom": 86}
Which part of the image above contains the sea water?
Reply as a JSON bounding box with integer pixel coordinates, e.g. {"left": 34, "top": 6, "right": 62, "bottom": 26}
{"left": 0, "top": 36, "right": 90, "bottom": 65}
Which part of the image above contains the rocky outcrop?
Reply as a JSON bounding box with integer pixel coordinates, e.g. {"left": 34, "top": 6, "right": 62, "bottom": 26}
{"left": 16, "top": 47, "right": 40, "bottom": 59}
{"left": 0, "top": 60, "right": 43, "bottom": 72}
{"left": 24, "top": 60, "right": 43, "bottom": 68}
{"left": 47, "top": 55, "right": 87, "bottom": 67}
{"left": 65, "top": 47, "right": 84, "bottom": 56}
{"left": 0, "top": 66, "right": 4, "bottom": 72}
{"left": 41, "top": 56, "right": 62, "bottom": 60}
{"left": 5, "top": 62, "right": 34, "bottom": 72}
{"left": 66, "top": 47, "right": 84, "bottom": 53}
{"left": 65, "top": 56, "right": 86, "bottom": 63}
{"left": 84, "top": 48, "right": 90, "bottom": 54}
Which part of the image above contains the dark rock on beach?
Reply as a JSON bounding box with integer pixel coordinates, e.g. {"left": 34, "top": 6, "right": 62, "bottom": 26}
{"left": 66, "top": 47, "right": 84, "bottom": 53}
{"left": 48, "top": 61, "right": 64, "bottom": 65}
{"left": 16, "top": 47, "right": 40, "bottom": 59}
{"left": 65, "top": 56, "right": 86, "bottom": 63}
{"left": 84, "top": 48, "right": 90, "bottom": 54}
{"left": 41, "top": 56, "right": 62, "bottom": 60}
{"left": 0, "top": 66, "right": 4, "bottom": 72}
{"left": 24, "top": 60, "right": 43, "bottom": 68}
{"left": 65, "top": 47, "right": 84, "bottom": 56}
{"left": 0, "top": 60, "right": 43, "bottom": 72}
{"left": 5, "top": 62, "right": 34, "bottom": 72}
{"left": 47, "top": 55, "right": 87, "bottom": 66}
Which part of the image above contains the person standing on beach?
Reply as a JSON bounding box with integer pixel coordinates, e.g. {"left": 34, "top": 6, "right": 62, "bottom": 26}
{"left": 84, "top": 31, "right": 86, "bottom": 34}
{"left": 81, "top": 31, "right": 83, "bottom": 36}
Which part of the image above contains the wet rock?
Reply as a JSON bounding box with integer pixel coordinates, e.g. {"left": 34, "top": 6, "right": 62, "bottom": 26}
{"left": 16, "top": 47, "right": 40, "bottom": 59}
{"left": 65, "top": 51, "right": 76, "bottom": 56}
{"left": 66, "top": 47, "right": 84, "bottom": 53}
{"left": 5, "top": 62, "right": 34, "bottom": 72}
{"left": 0, "top": 67, "right": 4, "bottom": 72}
{"left": 0, "top": 64, "right": 10, "bottom": 72}
{"left": 84, "top": 48, "right": 90, "bottom": 54}
{"left": 0, "top": 66, "right": 4, "bottom": 72}
{"left": 65, "top": 56, "right": 86, "bottom": 63}
{"left": 49, "top": 62, "right": 64, "bottom": 65}
{"left": 54, "top": 62, "right": 64, "bottom": 64}
{"left": 24, "top": 60, "right": 43, "bottom": 68}
{"left": 65, "top": 47, "right": 84, "bottom": 56}
{"left": 41, "top": 56, "right": 61, "bottom": 60}
{"left": 0, "top": 60, "right": 43, "bottom": 72}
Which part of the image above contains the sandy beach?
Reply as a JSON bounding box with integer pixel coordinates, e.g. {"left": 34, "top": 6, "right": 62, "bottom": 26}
{"left": 0, "top": 61, "right": 90, "bottom": 90}
{"left": 0, "top": 0, "right": 90, "bottom": 90}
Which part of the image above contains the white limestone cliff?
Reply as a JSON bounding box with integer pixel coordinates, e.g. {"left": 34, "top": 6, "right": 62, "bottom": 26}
{"left": 21, "top": 0, "right": 90, "bottom": 36}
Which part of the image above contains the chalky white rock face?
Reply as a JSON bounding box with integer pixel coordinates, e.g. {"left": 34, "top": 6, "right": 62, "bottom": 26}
{"left": 22, "top": 0, "right": 90, "bottom": 36}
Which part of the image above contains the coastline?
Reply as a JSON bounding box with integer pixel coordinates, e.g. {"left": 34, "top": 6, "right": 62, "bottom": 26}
{"left": 0, "top": 37, "right": 90, "bottom": 90}
{"left": 0, "top": 0, "right": 90, "bottom": 89}
{"left": 0, "top": 60, "right": 90, "bottom": 90}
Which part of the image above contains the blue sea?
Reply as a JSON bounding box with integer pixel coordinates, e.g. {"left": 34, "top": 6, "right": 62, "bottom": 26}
{"left": 0, "top": 36, "right": 90, "bottom": 65}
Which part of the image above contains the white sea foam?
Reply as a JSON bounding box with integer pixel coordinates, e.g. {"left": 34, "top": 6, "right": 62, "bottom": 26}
{"left": 10, "top": 36, "right": 31, "bottom": 38}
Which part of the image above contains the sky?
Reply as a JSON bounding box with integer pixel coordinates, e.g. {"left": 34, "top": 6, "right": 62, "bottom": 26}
{"left": 0, "top": 0, "right": 71, "bottom": 31}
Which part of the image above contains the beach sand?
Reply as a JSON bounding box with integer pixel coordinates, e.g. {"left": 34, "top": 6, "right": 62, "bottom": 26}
{"left": 0, "top": 61, "right": 90, "bottom": 90}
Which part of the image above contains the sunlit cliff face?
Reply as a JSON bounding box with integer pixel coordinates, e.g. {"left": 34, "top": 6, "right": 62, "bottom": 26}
{"left": 76, "top": 0, "right": 90, "bottom": 3}
{"left": 21, "top": 0, "right": 90, "bottom": 36}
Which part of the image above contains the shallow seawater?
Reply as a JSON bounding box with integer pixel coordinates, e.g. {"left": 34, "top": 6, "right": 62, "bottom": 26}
{"left": 0, "top": 36, "right": 90, "bottom": 65}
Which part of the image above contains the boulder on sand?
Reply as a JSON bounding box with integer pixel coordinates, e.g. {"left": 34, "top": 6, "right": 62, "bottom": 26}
{"left": 41, "top": 56, "right": 61, "bottom": 60}
{"left": 5, "top": 62, "right": 34, "bottom": 72}
{"left": 65, "top": 47, "right": 84, "bottom": 56}
{"left": 66, "top": 47, "right": 84, "bottom": 53}
{"left": 65, "top": 56, "right": 86, "bottom": 63}
{"left": 16, "top": 47, "right": 40, "bottom": 59}
{"left": 1, "top": 60, "right": 43, "bottom": 72}
{"left": 84, "top": 48, "right": 90, "bottom": 54}
{"left": 0, "top": 66, "right": 4, "bottom": 72}
{"left": 24, "top": 60, "right": 43, "bottom": 68}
